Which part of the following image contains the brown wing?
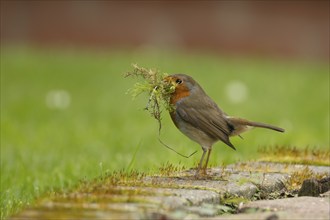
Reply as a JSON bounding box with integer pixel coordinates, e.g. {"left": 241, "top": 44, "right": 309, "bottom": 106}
{"left": 176, "top": 95, "right": 236, "bottom": 150}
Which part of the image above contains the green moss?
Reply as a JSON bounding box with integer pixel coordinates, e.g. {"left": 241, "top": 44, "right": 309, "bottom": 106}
{"left": 237, "top": 177, "right": 252, "bottom": 186}
{"left": 49, "top": 193, "right": 161, "bottom": 205}
{"left": 220, "top": 194, "right": 249, "bottom": 214}
{"left": 222, "top": 196, "right": 249, "bottom": 205}
{"left": 157, "top": 162, "right": 187, "bottom": 177}
{"left": 258, "top": 146, "right": 330, "bottom": 166}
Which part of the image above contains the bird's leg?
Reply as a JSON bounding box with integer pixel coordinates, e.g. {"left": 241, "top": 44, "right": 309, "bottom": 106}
{"left": 195, "top": 148, "right": 207, "bottom": 177}
{"left": 202, "top": 148, "right": 212, "bottom": 175}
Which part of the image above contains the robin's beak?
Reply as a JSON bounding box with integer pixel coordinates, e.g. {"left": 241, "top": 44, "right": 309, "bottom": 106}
{"left": 163, "top": 76, "right": 173, "bottom": 85}
{"left": 163, "top": 76, "right": 171, "bottom": 82}
{"left": 163, "top": 76, "right": 175, "bottom": 85}
{"left": 163, "top": 76, "right": 176, "bottom": 93}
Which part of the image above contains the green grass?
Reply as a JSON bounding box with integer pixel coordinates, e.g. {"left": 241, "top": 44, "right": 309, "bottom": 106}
{"left": 1, "top": 47, "right": 329, "bottom": 219}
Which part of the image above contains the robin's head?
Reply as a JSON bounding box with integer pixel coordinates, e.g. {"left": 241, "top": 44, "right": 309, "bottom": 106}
{"left": 164, "top": 74, "right": 197, "bottom": 91}
{"left": 164, "top": 74, "right": 199, "bottom": 104}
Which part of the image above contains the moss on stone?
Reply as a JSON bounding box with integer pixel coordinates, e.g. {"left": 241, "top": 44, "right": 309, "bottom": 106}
{"left": 258, "top": 146, "right": 330, "bottom": 166}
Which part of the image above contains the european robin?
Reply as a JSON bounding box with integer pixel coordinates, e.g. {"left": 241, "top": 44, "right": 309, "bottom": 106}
{"left": 164, "top": 74, "right": 284, "bottom": 176}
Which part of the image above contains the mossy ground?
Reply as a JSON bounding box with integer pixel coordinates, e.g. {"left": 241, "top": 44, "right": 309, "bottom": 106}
{"left": 37, "top": 160, "right": 329, "bottom": 207}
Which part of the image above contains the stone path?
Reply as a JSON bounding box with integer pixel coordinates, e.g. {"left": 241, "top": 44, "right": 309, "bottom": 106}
{"left": 11, "top": 162, "right": 330, "bottom": 219}
{"left": 212, "top": 196, "right": 330, "bottom": 220}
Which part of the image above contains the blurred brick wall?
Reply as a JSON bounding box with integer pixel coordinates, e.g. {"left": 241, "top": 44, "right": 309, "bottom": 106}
{"left": 1, "top": 1, "right": 329, "bottom": 60}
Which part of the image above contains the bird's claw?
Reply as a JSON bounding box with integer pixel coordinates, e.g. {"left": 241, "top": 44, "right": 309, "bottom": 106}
{"left": 194, "top": 168, "right": 208, "bottom": 179}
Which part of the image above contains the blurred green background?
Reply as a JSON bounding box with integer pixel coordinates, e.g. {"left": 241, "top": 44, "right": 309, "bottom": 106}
{"left": 1, "top": 1, "right": 329, "bottom": 219}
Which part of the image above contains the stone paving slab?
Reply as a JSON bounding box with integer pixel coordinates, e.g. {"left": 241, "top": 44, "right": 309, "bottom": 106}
{"left": 211, "top": 196, "right": 330, "bottom": 220}
{"left": 10, "top": 162, "right": 330, "bottom": 220}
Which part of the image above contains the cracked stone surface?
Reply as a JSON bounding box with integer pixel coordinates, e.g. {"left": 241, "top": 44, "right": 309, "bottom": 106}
{"left": 10, "top": 162, "right": 330, "bottom": 220}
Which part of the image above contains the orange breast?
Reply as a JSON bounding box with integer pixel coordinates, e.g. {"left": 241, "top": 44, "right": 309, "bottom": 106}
{"left": 170, "top": 84, "right": 190, "bottom": 105}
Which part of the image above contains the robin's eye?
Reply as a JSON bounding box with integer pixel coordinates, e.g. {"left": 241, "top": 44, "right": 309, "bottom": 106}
{"left": 176, "top": 79, "right": 183, "bottom": 84}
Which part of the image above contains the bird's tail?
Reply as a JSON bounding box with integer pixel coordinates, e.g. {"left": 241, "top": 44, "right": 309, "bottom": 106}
{"left": 226, "top": 116, "right": 285, "bottom": 136}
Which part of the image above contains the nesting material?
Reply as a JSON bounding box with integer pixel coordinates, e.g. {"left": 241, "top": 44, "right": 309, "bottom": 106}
{"left": 125, "top": 64, "right": 175, "bottom": 130}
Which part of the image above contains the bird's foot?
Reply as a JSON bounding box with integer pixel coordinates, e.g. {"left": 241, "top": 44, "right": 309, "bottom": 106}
{"left": 202, "top": 168, "right": 208, "bottom": 176}
{"left": 194, "top": 169, "right": 208, "bottom": 179}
